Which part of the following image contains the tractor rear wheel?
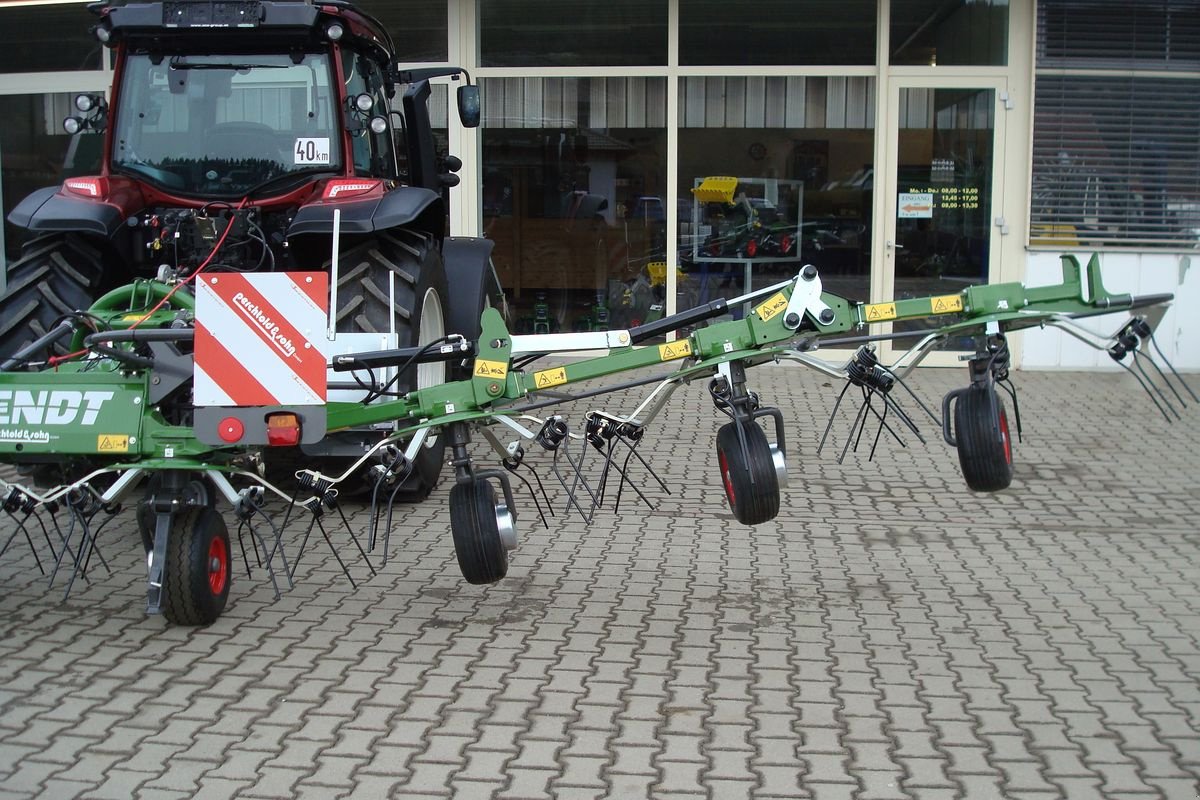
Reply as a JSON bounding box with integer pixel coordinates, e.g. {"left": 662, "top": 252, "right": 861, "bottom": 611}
{"left": 953, "top": 387, "right": 1014, "bottom": 492}
{"left": 0, "top": 234, "right": 108, "bottom": 365}
{"left": 264, "top": 230, "right": 449, "bottom": 499}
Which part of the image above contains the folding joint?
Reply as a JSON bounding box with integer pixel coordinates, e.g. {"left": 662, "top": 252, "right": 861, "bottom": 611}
{"left": 784, "top": 265, "right": 834, "bottom": 330}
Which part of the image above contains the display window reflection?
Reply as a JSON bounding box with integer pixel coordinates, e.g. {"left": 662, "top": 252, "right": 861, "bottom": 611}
{"left": 676, "top": 76, "right": 875, "bottom": 317}
{"left": 481, "top": 77, "right": 667, "bottom": 334}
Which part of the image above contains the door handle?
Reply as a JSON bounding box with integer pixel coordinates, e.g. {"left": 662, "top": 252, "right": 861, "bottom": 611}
{"left": 887, "top": 240, "right": 904, "bottom": 249}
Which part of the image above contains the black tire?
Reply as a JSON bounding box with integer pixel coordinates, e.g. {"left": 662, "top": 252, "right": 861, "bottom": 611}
{"left": 715, "top": 421, "right": 781, "bottom": 525}
{"left": 449, "top": 479, "right": 508, "bottom": 585}
{"left": 265, "top": 230, "right": 449, "bottom": 499}
{"left": 161, "top": 505, "right": 231, "bottom": 626}
{"left": 0, "top": 234, "right": 108, "bottom": 364}
{"left": 953, "top": 387, "right": 1014, "bottom": 492}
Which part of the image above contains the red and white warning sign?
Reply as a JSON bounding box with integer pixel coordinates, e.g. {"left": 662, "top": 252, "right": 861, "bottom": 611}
{"left": 194, "top": 272, "right": 329, "bottom": 406}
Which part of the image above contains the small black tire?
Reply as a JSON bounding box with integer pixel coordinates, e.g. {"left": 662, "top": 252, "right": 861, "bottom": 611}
{"left": 715, "top": 421, "right": 781, "bottom": 525}
{"left": 161, "top": 506, "right": 231, "bottom": 626}
{"left": 953, "top": 387, "right": 1014, "bottom": 492}
{"left": 449, "top": 480, "right": 509, "bottom": 585}
{"left": 0, "top": 233, "right": 108, "bottom": 364}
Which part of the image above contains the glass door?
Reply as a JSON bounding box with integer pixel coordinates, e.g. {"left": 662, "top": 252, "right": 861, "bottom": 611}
{"left": 881, "top": 78, "right": 1007, "bottom": 362}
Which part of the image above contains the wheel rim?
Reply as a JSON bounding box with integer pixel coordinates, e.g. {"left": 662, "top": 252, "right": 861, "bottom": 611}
{"left": 496, "top": 502, "right": 518, "bottom": 551}
{"left": 417, "top": 287, "right": 446, "bottom": 391}
{"left": 769, "top": 443, "right": 789, "bottom": 489}
{"left": 208, "top": 536, "right": 228, "bottom": 596}
{"left": 999, "top": 408, "right": 1012, "bottom": 465}
{"left": 718, "top": 448, "right": 736, "bottom": 506}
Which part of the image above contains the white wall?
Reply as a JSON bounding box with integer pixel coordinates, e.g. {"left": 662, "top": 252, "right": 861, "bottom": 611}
{"left": 1021, "top": 251, "right": 1199, "bottom": 371}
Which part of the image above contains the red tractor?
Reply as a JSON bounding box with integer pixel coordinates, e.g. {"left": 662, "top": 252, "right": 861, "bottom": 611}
{"left": 0, "top": 0, "right": 501, "bottom": 496}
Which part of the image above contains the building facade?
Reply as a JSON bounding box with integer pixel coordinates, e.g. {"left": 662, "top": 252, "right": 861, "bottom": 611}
{"left": 0, "top": 0, "right": 1195, "bottom": 368}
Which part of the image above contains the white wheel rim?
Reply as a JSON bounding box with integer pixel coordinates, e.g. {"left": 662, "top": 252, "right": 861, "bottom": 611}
{"left": 417, "top": 287, "right": 446, "bottom": 391}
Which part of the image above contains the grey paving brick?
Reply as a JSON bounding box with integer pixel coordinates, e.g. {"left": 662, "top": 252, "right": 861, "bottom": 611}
{"left": 2, "top": 369, "right": 1199, "bottom": 800}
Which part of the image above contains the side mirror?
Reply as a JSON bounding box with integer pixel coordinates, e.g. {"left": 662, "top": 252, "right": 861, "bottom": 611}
{"left": 457, "top": 84, "right": 480, "bottom": 128}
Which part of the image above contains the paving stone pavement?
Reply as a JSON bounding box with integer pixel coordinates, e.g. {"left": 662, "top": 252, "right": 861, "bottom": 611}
{"left": 1, "top": 365, "right": 1199, "bottom": 799}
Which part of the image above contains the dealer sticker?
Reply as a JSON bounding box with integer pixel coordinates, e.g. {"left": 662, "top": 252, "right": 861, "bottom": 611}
{"left": 294, "top": 138, "right": 331, "bottom": 165}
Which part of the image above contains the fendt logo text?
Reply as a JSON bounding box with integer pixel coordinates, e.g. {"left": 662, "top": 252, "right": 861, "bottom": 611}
{"left": 0, "top": 390, "right": 116, "bottom": 426}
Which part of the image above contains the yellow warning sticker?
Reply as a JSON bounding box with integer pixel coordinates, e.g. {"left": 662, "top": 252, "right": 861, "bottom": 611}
{"left": 864, "top": 302, "right": 897, "bottom": 322}
{"left": 473, "top": 359, "right": 508, "bottom": 380}
{"left": 930, "top": 294, "right": 964, "bottom": 314}
{"left": 755, "top": 293, "right": 789, "bottom": 322}
{"left": 533, "top": 367, "right": 568, "bottom": 389}
{"left": 658, "top": 339, "right": 693, "bottom": 361}
{"left": 97, "top": 435, "right": 129, "bottom": 453}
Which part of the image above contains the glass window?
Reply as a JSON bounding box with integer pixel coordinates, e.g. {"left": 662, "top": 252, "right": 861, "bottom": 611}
{"left": 481, "top": 1, "right": 668, "bottom": 67}
{"left": 2, "top": 94, "right": 100, "bottom": 269}
{"left": 0, "top": 4, "right": 103, "bottom": 73}
{"left": 481, "top": 77, "right": 668, "bottom": 332}
{"left": 680, "top": 1, "right": 877, "bottom": 66}
{"left": 342, "top": 50, "right": 397, "bottom": 178}
{"left": 358, "top": 0, "right": 449, "bottom": 63}
{"left": 677, "top": 76, "right": 875, "bottom": 316}
{"left": 111, "top": 53, "right": 339, "bottom": 198}
{"left": 1039, "top": 0, "right": 1200, "bottom": 69}
{"left": 1031, "top": 0, "right": 1200, "bottom": 248}
{"left": 893, "top": 87, "right": 995, "bottom": 344}
{"left": 890, "top": 0, "right": 1009, "bottom": 66}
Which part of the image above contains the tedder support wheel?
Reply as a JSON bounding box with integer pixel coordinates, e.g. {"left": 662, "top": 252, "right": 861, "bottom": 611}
{"left": 953, "top": 387, "right": 1014, "bottom": 492}
{"left": 0, "top": 233, "right": 108, "bottom": 364}
{"left": 715, "top": 421, "right": 781, "bottom": 526}
{"left": 449, "top": 479, "right": 512, "bottom": 585}
{"left": 162, "top": 506, "right": 231, "bottom": 626}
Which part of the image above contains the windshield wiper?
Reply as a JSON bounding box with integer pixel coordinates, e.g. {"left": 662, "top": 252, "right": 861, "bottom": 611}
{"left": 169, "top": 58, "right": 288, "bottom": 71}
{"left": 245, "top": 167, "right": 336, "bottom": 198}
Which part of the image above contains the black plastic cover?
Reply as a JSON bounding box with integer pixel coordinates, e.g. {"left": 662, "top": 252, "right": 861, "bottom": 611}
{"left": 6, "top": 188, "right": 124, "bottom": 237}
{"left": 287, "top": 187, "right": 441, "bottom": 237}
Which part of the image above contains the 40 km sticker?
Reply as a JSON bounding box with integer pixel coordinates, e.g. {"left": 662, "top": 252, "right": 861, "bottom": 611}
{"left": 755, "top": 293, "right": 789, "bottom": 322}
{"left": 294, "top": 138, "right": 331, "bottom": 165}
{"left": 532, "top": 367, "right": 568, "bottom": 389}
